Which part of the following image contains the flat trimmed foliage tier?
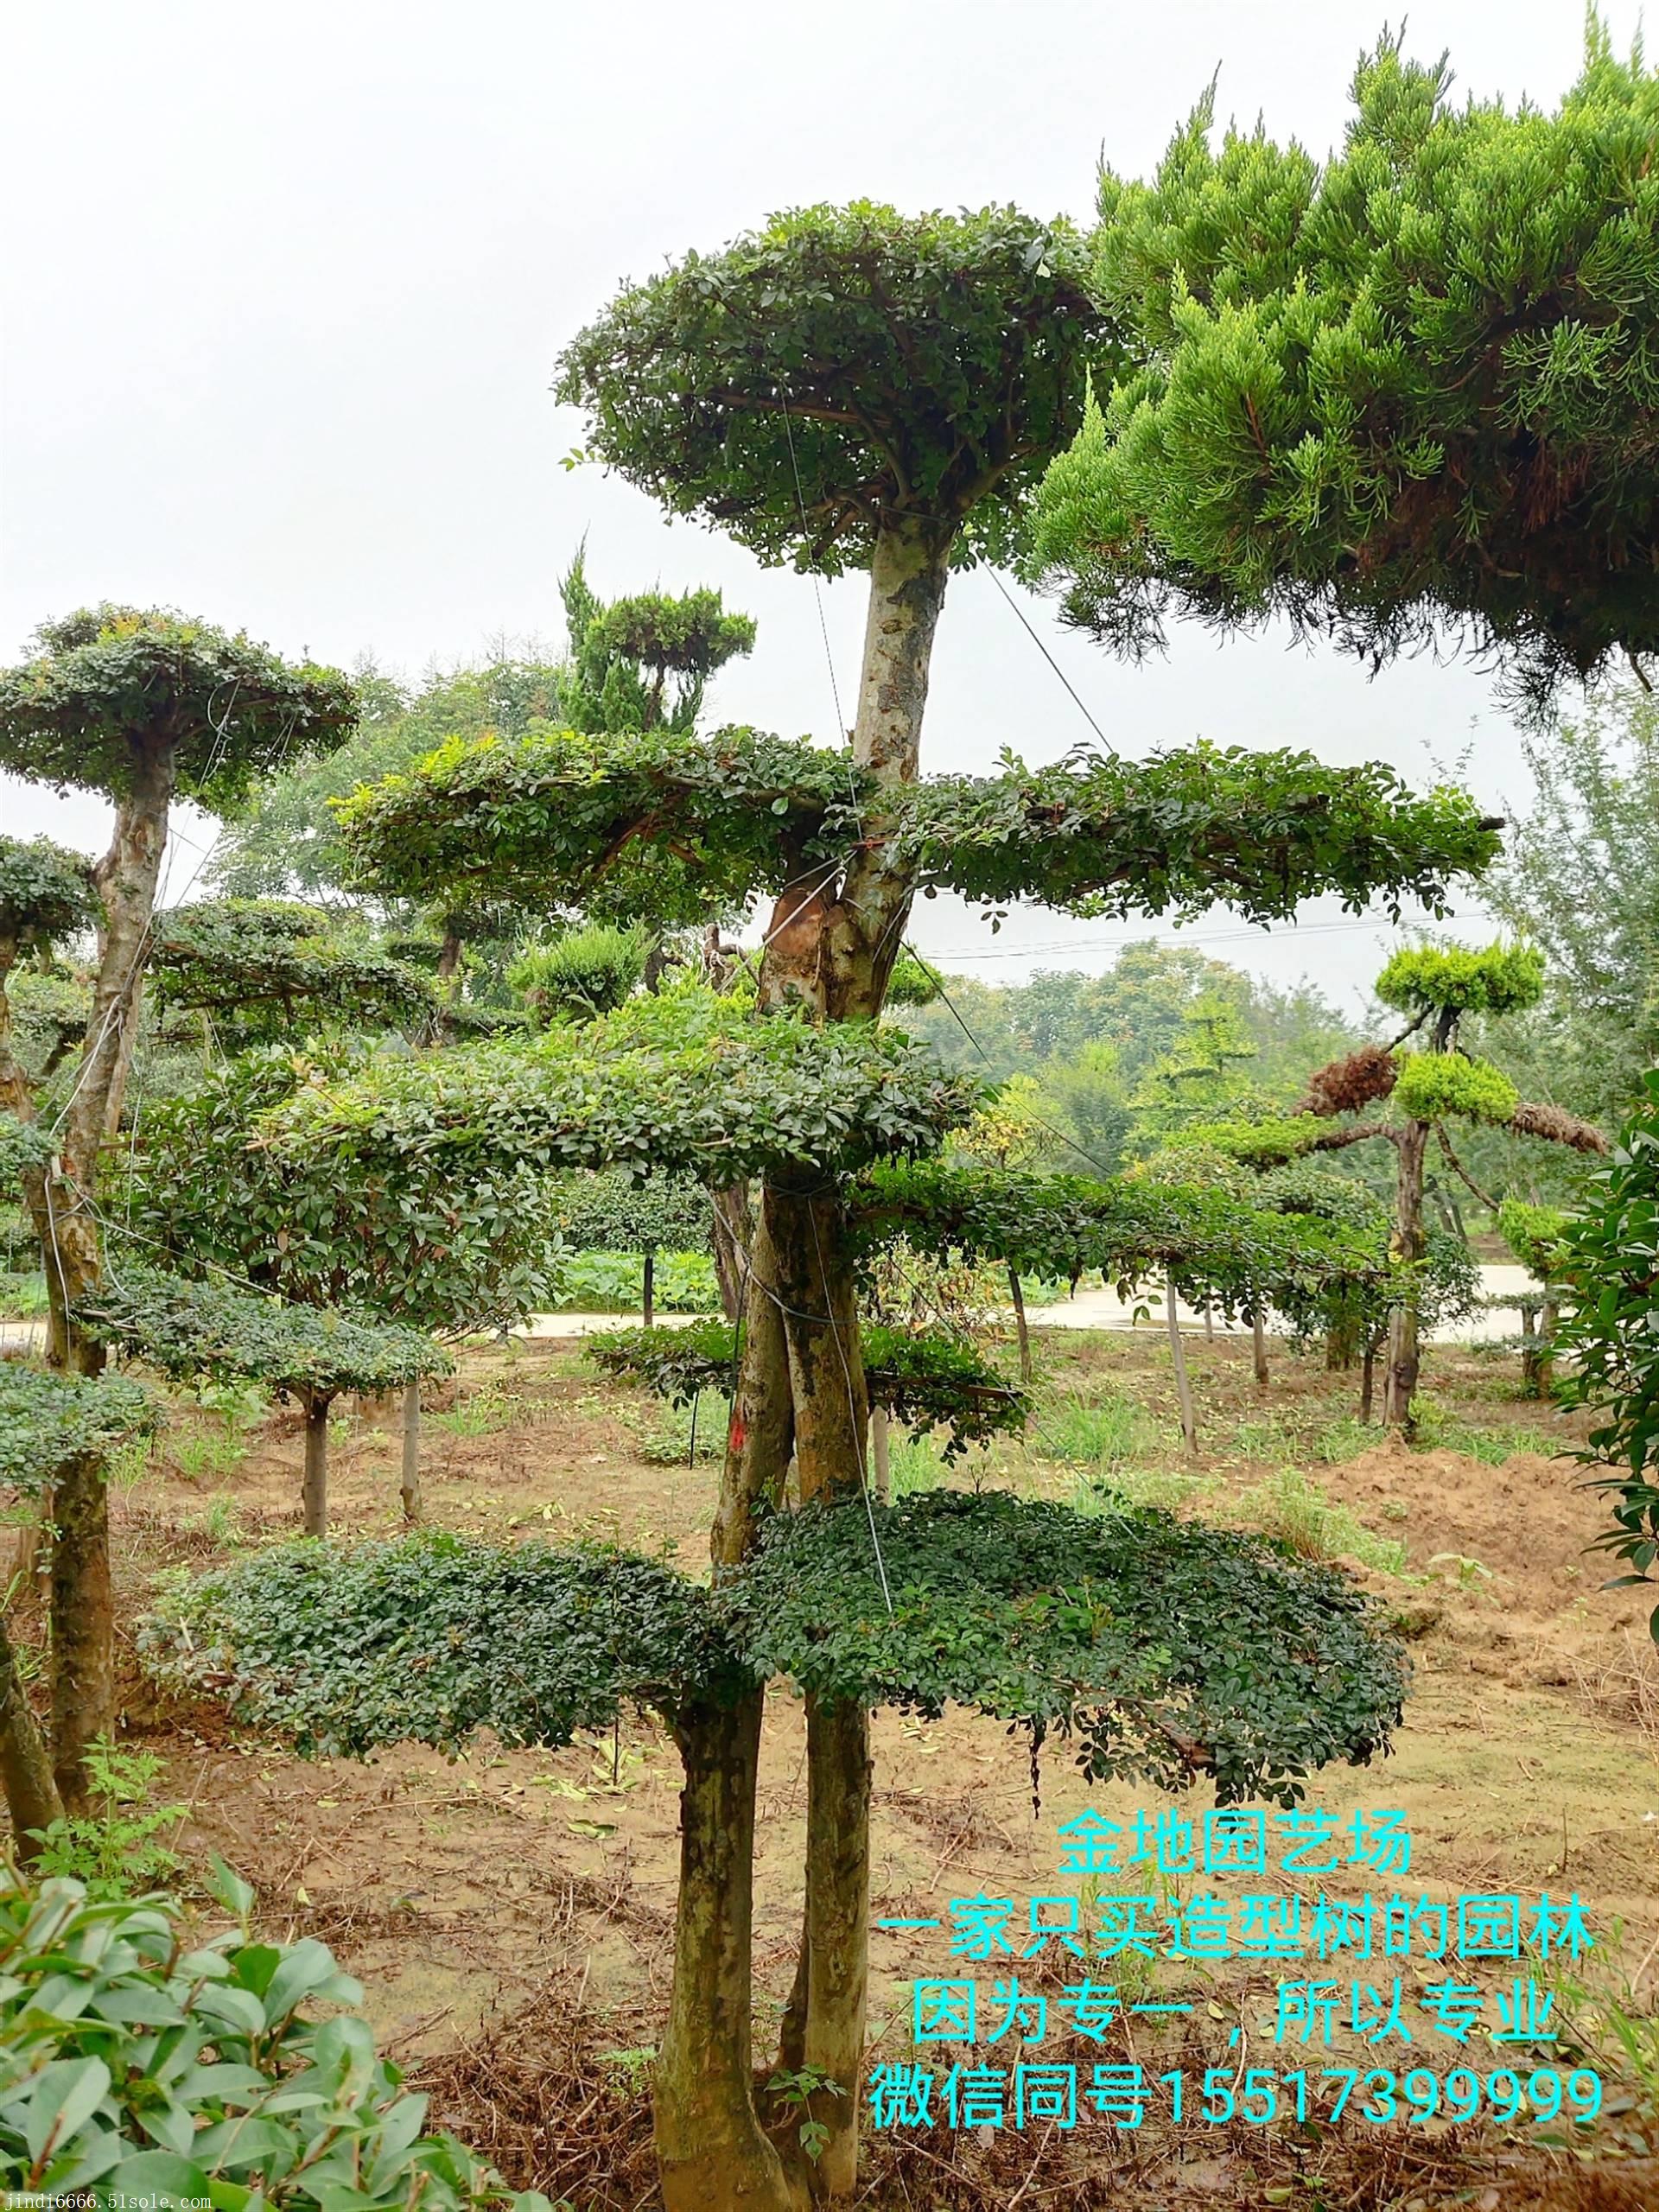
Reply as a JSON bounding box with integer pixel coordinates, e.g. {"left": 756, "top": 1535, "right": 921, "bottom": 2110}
{"left": 144, "top": 1497, "right": 1408, "bottom": 1808}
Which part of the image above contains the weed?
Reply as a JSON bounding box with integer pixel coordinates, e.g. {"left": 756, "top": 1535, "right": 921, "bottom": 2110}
{"left": 887, "top": 1433, "right": 946, "bottom": 1498}
{"left": 29, "top": 1738, "right": 187, "bottom": 1899}
{"left": 1233, "top": 1467, "right": 1408, "bottom": 1574}
{"left": 1038, "top": 1389, "right": 1160, "bottom": 1471}
{"left": 1410, "top": 1399, "right": 1554, "bottom": 1463}
{"left": 429, "top": 1384, "right": 537, "bottom": 1438}
{"left": 1077, "top": 1465, "right": 1215, "bottom": 1515}
{"left": 169, "top": 1428, "right": 248, "bottom": 1484}
{"left": 630, "top": 1393, "right": 728, "bottom": 1465}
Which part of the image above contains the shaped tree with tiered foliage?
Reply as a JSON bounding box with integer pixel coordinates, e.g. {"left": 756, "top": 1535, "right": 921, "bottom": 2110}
{"left": 301, "top": 203, "right": 1504, "bottom": 2209}
{"left": 0, "top": 609, "right": 353, "bottom": 1807}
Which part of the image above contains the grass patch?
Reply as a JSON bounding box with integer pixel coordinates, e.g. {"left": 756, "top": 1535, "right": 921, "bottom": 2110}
{"left": 1411, "top": 1399, "right": 1556, "bottom": 1463}
{"left": 429, "top": 1384, "right": 540, "bottom": 1439}
{"left": 1035, "top": 1388, "right": 1164, "bottom": 1471}
{"left": 1232, "top": 1466, "right": 1408, "bottom": 1574}
{"left": 1076, "top": 1465, "right": 1217, "bottom": 1515}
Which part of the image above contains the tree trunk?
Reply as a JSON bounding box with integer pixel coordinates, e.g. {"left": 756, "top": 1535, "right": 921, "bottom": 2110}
{"left": 1384, "top": 1119, "right": 1431, "bottom": 1433}
{"left": 643, "top": 1248, "right": 656, "bottom": 1330}
{"left": 1359, "top": 1343, "right": 1376, "bottom": 1424}
{"left": 1007, "top": 1263, "right": 1032, "bottom": 1384}
{"left": 709, "top": 1183, "right": 753, "bottom": 1322}
{"left": 1166, "top": 1273, "right": 1198, "bottom": 1459}
{"left": 302, "top": 1394, "right": 331, "bottom": 1537}
{"left": 1536, "top": 1297, "right": 1559, "bottom": 1399}
{"left": 400, "top": 1380, "right": 422, "bottom": 1521}
{"left": 656, "top": 1694, "right": 799, "bottom": 2212}
{"left": 1325, "top": 1313, "right": 1360, "bottom": 1370}
{"left": 1251, "top": 1305, "right": 1269, "bottom": 1390}
{"left": 435, "top": 926, "right": 463, "bottom": 995}
{"left": 0, "top": 1607, "right": 62, "bottom": 1859}
{"left": 48, "top": 1452, "right": 112, "bottom": 1815}
{"left": 798, "top": 1694, "right": 869, "bottom": 2202}
{"left": 869, "top": 1405, "right": 891, "bottom": 1503}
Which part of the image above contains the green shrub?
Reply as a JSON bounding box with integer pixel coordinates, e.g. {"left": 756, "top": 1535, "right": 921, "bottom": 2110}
{"left": 0, "top": 1859, "right": 550, "bottom": 2209}
{"left": 1391, "top": 1051, "right": 1519, "bottom": 1127}
{"left": 1375, "top": 942, "right": 1545, "bottom": 1019}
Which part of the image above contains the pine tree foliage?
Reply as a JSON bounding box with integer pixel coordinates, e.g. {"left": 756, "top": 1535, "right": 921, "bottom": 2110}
{"left": 1030, "top": 22, "right": 1659, "bottom": 712}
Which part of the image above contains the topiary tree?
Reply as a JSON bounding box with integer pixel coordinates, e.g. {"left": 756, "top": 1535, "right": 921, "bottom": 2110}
{"left": 0, "top": 611, "right": 354, "bottom": 1808}
{"left": 119, "top": 1045, "right": 560, "bottom": 1520}
{"left": 1190, "top": 943, "right": 1605, "bottom": 1428}
{"left": 149, "top": 899, "right": 441, "bottom": 1047}
{"left": 1029, "top": 23, "right": 1659, "bottom": 721}
{"left": 1497, "top": 1195, "right": 1573, "bottom": 1397}
{"left": 77, "top": 1266, "right": 451, "bottom": 1537}
{"left": 551, "top": 1167, "right": 711, "bottom": 1326}
{"left": 319, "top": 200, "right": 1503, "bottom": 2206}
{"left": 509, "top": 922, "right": 647, "bottom": 1025}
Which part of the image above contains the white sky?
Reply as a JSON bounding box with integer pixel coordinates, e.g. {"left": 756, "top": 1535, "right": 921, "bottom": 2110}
{"left": 0, "top": 1, "right": 1626, "bottom": 1016}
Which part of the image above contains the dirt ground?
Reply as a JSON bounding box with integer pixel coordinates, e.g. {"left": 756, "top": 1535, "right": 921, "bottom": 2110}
{"left": 82, "top": 1323, "right": 1659, "bottom": 2208}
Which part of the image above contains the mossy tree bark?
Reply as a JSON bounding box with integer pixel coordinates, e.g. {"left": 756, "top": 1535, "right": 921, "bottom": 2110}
{"left": 47, "top": 1452, "right": 112, "bottom": 1815}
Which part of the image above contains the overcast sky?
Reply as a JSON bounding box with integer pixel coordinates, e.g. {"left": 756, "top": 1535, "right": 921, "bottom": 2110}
{"left": 1, "top": 1, "right": 1626, "bottom": 1015}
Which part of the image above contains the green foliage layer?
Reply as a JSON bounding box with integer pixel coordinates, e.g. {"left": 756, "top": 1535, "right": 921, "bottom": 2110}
{"left": 265, "top": 992, "right": 980, "bottom": 1188}
{"left": 145, "top": 1532, "right": 738, "bottom": 1751}
{"left": 149, "top": 902, "right": 437, "bottom": 1042}
{"left": 728, "top": 1491, "right": 1408, "bottom": 1806}
{"left": 555, "top": 202, "right": 1103, "bottom": 570}
{"left": 125, "top": 1047, "right": 561, "bottom": 1336}
{"left": 1391, "top": 1051, "right": 1520, "bottom": 1127}
{"left": 338, "top": 726, "right": 1500, "bottom": 930}
{"left": 78, "top": 1267, "right": 451, "bottom": 1402}
{"left": 587, "top": 1319, "right": 1029, "bottom": 1460}
{"left": 0, "top": 1366, "right": 156, "bottom": 1496}
{"left": 0, "top": 607, "right": 354, "bottom": 809}
{"left": 0, "top": 838, "right": 98, "bottom": 947}
{"left": 1375, "top": 942, "right": 1546, "bottom": 1019}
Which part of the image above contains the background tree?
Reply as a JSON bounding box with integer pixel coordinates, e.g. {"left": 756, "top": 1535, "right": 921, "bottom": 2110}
{"left": 121, "top": 1045, "right": 561, "bottom": 1520}
{"left": 1030, "top": 23, "right": 1659, "bottom": 718}
{"left": 1481, "top": 677, "right": 1659, "bottom": 1127}
{"left": 78, "top": 1266, "right": 451, "bottom": 1536}
{"left": 149, "top": 899, "right": 442, "bottom": 1049}
{"left": 0, "top": 607, "right": 352, "bottom": 1805}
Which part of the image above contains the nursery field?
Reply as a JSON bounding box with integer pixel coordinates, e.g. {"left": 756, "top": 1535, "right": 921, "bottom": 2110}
{"left": 93, "top": 1324, "right": 1659, "bottom": 2211}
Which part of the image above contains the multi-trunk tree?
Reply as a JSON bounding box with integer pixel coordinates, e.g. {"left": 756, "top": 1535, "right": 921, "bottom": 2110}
{"left": 0, "top": 609, "right": 352, "bottom": 1804}
{"left": 302, "top": 202, "right": 1504, "bottom": 2209}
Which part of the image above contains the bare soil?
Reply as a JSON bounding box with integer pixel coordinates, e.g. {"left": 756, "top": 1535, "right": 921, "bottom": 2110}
{"left": 78, "top": 1325, "right": 1659, "bottom": 2207}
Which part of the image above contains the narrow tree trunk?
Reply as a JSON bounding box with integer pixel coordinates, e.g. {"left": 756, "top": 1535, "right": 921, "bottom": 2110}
{"left": 656, "top": 1694, "right": 798, "bottom": 2212}
{"left": 1359, "top": 1344, "right": 1376, "bottom": 1425}
{"left": 652, "top": 1211, "right": 799, "bottom": 2209}
{"left": 435, "top": 926, "right": 463, "bottom": 995}
{"left": 48, "top": 1452, "right": 112, "bottom": 1815}
{"left": 1204, "top": 1300, "right": 1215, "bottom": 1341}
{"left": 1166, "top": 1273, "right": 1198, "bottom": 1459}
{"left": 709, "top": 1183, "right": 753, "bottom": 1322}
{"left": 869, "top": 1405, "right": 891, "bottom": 1503}
{"left": 798, "top": 1694, "right": 870, "bottom": 2202}
{"left": 400, "top": 1380, "right": 422, "bottom": 1521}
{"left": 0, "top": 1608, "right": 62, "bottom": 1859}
{"left": 1007, "top": 1263, "right": 1032, "bottom": 1385}
{"left": 1251, "top": 1305, "right": 1269, "bottom": 1390}
{"left": 643, "top": 1248, "right": 656, "bottom": 1330}
{"left": 1536, "top": 1296, "right": 1559, "bottom": 1399}
{"left": 1385, "top": 1119, "right": 1430, "bottom": 1433}
{"left": 302, "top": 1394, "right": 331, "bottom": 1537}
{"left": 1325, "top": 1314, "right": 1360, "bottom": 1370}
